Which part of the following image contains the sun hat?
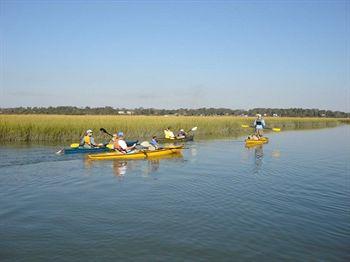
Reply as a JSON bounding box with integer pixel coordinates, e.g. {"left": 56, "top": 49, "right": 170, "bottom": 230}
{"left": 86, "top": 129, "right": 93, "bottom": 134}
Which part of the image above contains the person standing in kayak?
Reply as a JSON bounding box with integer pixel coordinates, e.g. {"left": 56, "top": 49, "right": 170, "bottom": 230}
{"left": 80, "top": 130, "right": 101, "bottom": 148}
{"left": 113, "top": 132, "right": 136, "bottom": 154}
{"left": 254, "top": 114, "right": 266, "bottom": 137}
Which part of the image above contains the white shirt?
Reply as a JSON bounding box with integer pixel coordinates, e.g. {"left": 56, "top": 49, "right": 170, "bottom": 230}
{"left": 118, "top": 140, "right": 128, "bottom": 150}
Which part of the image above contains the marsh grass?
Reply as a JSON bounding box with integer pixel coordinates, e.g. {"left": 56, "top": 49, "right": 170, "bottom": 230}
{"left": 0, "top": 114, "right": 343, "bottom": 143}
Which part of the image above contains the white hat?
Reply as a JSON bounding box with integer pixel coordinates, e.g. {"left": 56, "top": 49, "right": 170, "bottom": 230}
{"left": 86, "top": 129, "right": 93, "bottom": 134}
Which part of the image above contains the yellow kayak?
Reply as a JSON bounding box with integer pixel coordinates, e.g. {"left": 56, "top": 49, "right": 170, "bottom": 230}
{"left": 88, "top": 146, "right": 184, "bottom": 160}
{"left": 245, "top": 137, "right": 269, "bottom": 145}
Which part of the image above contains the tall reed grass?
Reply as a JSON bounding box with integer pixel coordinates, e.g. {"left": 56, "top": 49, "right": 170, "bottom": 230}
{"left": 0, "top": 114, "right": 343, "bottom": 143}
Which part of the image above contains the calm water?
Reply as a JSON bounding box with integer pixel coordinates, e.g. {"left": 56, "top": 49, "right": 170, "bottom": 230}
{"left": 1, "top": 126, "right": 349, "bottom": 261}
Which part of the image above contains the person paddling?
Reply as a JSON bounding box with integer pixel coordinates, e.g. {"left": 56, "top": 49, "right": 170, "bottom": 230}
{"left": 164, "top": 127, "right": 175, "bottom": 139}
{"left": 113, "top": 132, "right": 136, "bottom": 154}
{"left": 247, "top": 134, "right": 259, "bottom": 140}
{"left": 80, "top": 130, "right": 101, "bottom": 148}
{"left": 254, "top": 114, "right": 266, "bottom": 137}
{"left": 150, "top": 136, "right": 159, "bottom": 149}
{"left": 177, "top": 129, "right": 187, "bottom": 139}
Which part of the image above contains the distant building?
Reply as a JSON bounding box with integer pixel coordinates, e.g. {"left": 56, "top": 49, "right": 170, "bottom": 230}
{"left": 118, "top": 111, "right": 125, "bottom": 115}
{"left": 273, "top": 113, "right": 279, "bottom": 117}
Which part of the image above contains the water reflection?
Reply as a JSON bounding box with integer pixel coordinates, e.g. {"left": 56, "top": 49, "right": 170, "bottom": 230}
{"left": 245, "top": 144, "right": 264, "bottom": 174}
{"left": 83, "top": 154, "right": 184, "bottom": 179}
{"left": 142, "top": 154, "right": 184, "bottom": 177}
{"left": 113, "top": 161, "right": 128, "bottom": 179}
{"left": 148, "top": 159, "right": 160, "bottom": 172}
{"left": 254, "top": 145, "right": 264, "bottom": 173}
{"left": 271, "top": 149, "right": 281, "bottom": 158}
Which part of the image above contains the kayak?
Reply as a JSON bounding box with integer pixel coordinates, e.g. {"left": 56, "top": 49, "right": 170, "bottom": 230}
{"left": 64, "top": 147, "right": 110, "bottom": 154}
{"left": 245, "top": 137, "right": 269, "bottom": 146}
{"left": 157, "top": 135, "right": 194, "bottom": 143}
{"left": 88, "top": 146, "right": 184, "bottom": 160}
{"left": 62, "top": 140, "right": 138, "bottom": 154}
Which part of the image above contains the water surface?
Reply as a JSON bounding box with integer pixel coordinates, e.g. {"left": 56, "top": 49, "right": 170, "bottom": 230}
{"left": 1, "top": 126, "right": 349, "bottom": 261}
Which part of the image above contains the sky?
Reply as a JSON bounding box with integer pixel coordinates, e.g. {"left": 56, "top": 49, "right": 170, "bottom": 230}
{"left": 0, "top": 0, "right": 349, "bottom": 111}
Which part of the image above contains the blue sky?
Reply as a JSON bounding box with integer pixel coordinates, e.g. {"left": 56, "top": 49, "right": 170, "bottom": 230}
{"left": 1, "top": 0, "right": 349, "bottom": 111}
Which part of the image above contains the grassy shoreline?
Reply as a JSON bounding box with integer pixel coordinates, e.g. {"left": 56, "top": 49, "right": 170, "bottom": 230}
{"left": 0, "top": 114, "right": 345, "bottom": 143}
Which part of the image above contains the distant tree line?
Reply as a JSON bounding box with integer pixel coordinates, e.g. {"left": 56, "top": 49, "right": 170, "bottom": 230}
{"left": 0, "top": 106, "right": 349, "bottom": 118}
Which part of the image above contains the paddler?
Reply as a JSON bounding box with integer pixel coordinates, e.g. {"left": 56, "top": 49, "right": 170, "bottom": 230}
{"left": 113, "top": 131, "right": 136, "bottom": 154}
{"left": 164, "top": 127, "right": 175, "bottom": 139}
{"left": 247, "top": 134, "right": 259, "bottom": 141}
{"left": 254, "top": 114, "right": 266, "bottom": 137}
{"left": 80, "top": 129, "right": 102, "bottom": 148}
{"left": 150, "top": 136, "right": 159, "bottom": 149}
{"left": 177, "top": 129, "right": 187, "bottom": 139}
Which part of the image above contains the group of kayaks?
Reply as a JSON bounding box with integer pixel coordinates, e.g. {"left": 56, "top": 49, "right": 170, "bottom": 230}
{"left": 58, "top": 127, "right": 270, "bottom": 160}
{"left": 60, "top": 143, "right": 184, "bottom": 160}
{"left": 58, "top": 138, "right": 187, "bottom": 160}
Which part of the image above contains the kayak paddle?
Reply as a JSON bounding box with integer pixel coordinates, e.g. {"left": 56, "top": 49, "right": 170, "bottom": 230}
{"left": 184, "top": 126, "right": 197, "bottom": 133}
{"left": 100, "top": 127, "right": 114, "bottom": 137}
{"left": 241, "top": 124, "right": 281, "bottom": 132}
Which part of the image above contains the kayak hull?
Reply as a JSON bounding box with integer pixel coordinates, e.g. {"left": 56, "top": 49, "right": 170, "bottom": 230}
{"left": 245, "top": 137, "right": 269, "bottom": 146}
{"left": 64, "top": 147, "right": 110, "bottom": 154}
{"left": 158, "top": 135, "right": 194, "bottom": 143}
{"left": 63, "top": 140, "right": 138, "bottom": 154}
{"left": 88, "top": 146, "right": 184, "bottom": 160}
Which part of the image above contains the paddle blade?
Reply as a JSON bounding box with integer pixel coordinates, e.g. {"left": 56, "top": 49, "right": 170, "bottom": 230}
{"left": 191, "top": 127, "right": 198, "bottom": 131}
{"left": 56, "top": 148, "right": 64, "bottom": 154}
{"left": 241, "top": 125, "right": 250, "bottom": 128}
{"left": 272, "top": 128, "right": 281, "bottom": 132}
{"left": 70, "top": 143, "right": 80, "bottom": 148}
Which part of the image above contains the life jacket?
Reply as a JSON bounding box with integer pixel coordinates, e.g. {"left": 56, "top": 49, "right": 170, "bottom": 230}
{"left": 256, "top": 120, "right": 262, "bottom": 126}
{"left": 80, "top": 135, "right": 91, "bottom": 146}
{"left": 164, "top": 130, "right": 175, "bottom": 139}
